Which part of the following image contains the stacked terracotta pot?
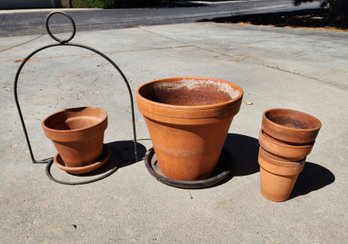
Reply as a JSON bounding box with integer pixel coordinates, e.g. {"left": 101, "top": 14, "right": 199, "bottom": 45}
{"left": 258, "top": 108, "right": 321, "bottom": 202}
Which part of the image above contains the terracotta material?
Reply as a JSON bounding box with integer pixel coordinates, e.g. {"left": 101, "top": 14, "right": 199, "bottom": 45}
{"left": 258, "top": 147, "right": 305, "bottom": 202}
{"left": 54, "top": 146, "right": 111, "bottom": 174}
{"left": 137, "top": 77, "right": 243, "bottom": 180}
{"left": 262, "top": 108, "right": 321, "bottom": 144}
{"left": 259, "top": 130, "right": 313, "bottom": 161}
{"left": 259, "top": 146, "right": 299, "bottom": 164}
{"left": 42, "top": 107, "right": 108, "bottom": 168}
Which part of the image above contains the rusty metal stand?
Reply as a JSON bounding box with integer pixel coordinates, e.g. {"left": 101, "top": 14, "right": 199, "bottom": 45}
{"left": 14, "top": 11, "right": 137, "bottom": 185}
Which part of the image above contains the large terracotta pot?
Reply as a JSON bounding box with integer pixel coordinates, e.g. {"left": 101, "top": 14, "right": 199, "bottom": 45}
{"left": 258, "top": 147, "right": 305, "bottom": 202}
{"left": 137, "top": 77, "right": 244, "bottom": 180}
{"left": 42, "top": 107, "right": 108, "bottom": 168}
{"left": 262, "top": 108, "right": 321, "bottom": 145}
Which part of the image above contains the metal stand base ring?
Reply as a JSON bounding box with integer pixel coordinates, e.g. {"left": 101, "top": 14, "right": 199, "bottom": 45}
{"left": 144, "top": 147, "right": 233, "bottom": 189}
{"left": 45, "top": 145, "right": 119, "bottom": 185}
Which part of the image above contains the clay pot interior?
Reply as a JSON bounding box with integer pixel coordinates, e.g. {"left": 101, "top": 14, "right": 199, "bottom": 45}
{"left": 138, "top": 78, "right": 241, "bottom": 106}
{"left": 265, "top": 109, "right": 321, "bottom": 130}
{"left": 262, "top": 108, "right": 321, "bottom": 144}
{"left": 43, "top": 107, "right": 106, "bottom": 132}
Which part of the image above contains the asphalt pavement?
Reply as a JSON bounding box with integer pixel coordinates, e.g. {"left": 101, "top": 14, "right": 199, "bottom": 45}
{"left": 0, "top": 0, "right": 320, "bottom": 36}
{"left": 0, "top": 5, "right": 347, "bottom": 244}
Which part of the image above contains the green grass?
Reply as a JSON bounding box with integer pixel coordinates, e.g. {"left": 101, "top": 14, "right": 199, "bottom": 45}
{"left": 71, "top": 0, "right": 115, "bottom": 8}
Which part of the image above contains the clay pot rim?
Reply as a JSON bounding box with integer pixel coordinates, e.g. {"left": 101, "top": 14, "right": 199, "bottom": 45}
{"left": 137, "top": 76, "right": 244, "bottom": 111}
{"left": 42, "top": 106, "right": 107, "bottom": 134}
{"left": 260, "top": 130, "right": 315, "bottom": 149}
{"left": 263, "top": 108, "right": 322, "bottom": 132}
{"left": 259, "top": 147, "right": 305, "bottom": 169}
{"left": 259, "top": 146, "right": 305, "bottom": 165}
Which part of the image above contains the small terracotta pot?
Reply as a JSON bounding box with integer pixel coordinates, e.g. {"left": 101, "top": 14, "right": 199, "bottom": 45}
{"left": 137, "top": 77, "right": 243, "bottom": 180}
{"left": 259, "top": 130, "right": 313, "bottom": 161}
{"left": 258, "top": 147, "right": 305, "bottom": 202}
{"left": 42, "top": 107, "right": 108, "bottom": 168}
{"left": 262, "top": 108, "right": 321, "bottom": 144}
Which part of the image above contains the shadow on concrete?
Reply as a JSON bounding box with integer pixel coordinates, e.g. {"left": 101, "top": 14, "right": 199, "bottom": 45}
{"left": 224, "top": 133, "right": 260, "bottom": 177}
{"left": 77, "top": 140, "right": 147, "bottom": 176}
{"left": 108, "top": 140, "right": 147, "bottom": 167}
{"left": 290, "top": 162, "right": 335, "bottom": 199}
{"left": 206, "top": 133, "right": 259, "bottom": 188}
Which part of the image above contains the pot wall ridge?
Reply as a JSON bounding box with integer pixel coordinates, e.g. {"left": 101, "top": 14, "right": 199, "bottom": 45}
{"left": 258, "top": 149, "right": 305, "bottom": 176}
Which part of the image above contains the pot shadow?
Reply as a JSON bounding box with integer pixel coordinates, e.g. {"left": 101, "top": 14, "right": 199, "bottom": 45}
{"left": 107, "top": 140, "right": 147, "bottom": 167}
{"left": 290, "top": 162, "right": 335, "bottom": 199}
{"left": 75, "top": 140, "right": 147, "bottom": 177}
{"left": 211, "top": 133, "right": 260, "bottom": 187}
{"left": 224, "top": 133, "right": 260, "bottom": 177}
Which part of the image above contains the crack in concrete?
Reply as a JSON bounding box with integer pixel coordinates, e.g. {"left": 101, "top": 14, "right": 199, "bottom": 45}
{"left": 6, "top": 26, "right": 344, "bottom": 92}
{"left": 137, "top": 26, "right": 192, "bottom": 46}
{"left": 0, "top": 35, "right": 43, "bottom": 53}
{"left": 138, "top": 27, "right": 347, "bottom": 91}
{"left": 2, "top": 45, "right": 192, "bottom": 62}
{"left": 259, "top": 63, "right": 348, "bottom": 91}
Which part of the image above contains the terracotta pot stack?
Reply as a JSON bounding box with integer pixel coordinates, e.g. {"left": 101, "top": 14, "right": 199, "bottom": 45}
{"left": 258, "top": 108, "right": 321, "bottom": 202}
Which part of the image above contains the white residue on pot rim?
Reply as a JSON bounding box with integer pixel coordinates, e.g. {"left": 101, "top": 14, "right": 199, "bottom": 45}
{"left": 154, "top": 79, "right": 241, "bottom": 99}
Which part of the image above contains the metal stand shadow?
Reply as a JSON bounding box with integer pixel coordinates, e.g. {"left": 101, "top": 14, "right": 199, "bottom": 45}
{"left": 14, "top": 11, "right": 138, "bottom": 185}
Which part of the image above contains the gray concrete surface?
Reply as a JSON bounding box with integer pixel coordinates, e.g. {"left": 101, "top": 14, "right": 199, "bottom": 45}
{"left": 0, "top": 21, "right": 347, "bottom": 243}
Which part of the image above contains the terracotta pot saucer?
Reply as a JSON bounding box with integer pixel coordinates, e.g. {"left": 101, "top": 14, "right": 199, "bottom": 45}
{"left": 53, "top": 144, "right": 111, "bottom": 175}
{"left": 144, "top": 147, "right": 233, "bottom": 189}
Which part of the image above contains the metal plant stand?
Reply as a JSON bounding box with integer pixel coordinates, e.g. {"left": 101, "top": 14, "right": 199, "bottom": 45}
{"left": 14, "top": 11, "right": 137, "bottom": 185}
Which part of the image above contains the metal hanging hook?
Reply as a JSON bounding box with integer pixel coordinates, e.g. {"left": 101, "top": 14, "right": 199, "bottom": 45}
{"left": 45, "top": 11, "right": 76, "bottom": 44}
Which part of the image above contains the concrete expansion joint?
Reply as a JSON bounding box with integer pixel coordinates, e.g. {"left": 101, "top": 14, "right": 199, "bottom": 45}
{"left": 137, "top": 26, "right": 249, "bottom": 61}
{"left": 0, "top": 35, "right": 43, "bottom": 53}
{"left": 137, "top": 26, "right": 191, "bottom": 47}
{"left": 260, "top": 63, "right": 348, "bottom": 91}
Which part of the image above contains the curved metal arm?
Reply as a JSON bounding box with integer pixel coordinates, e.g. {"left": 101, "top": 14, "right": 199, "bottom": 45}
{"left": 13, "top": 11, "right": 138, "bottom": 164}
